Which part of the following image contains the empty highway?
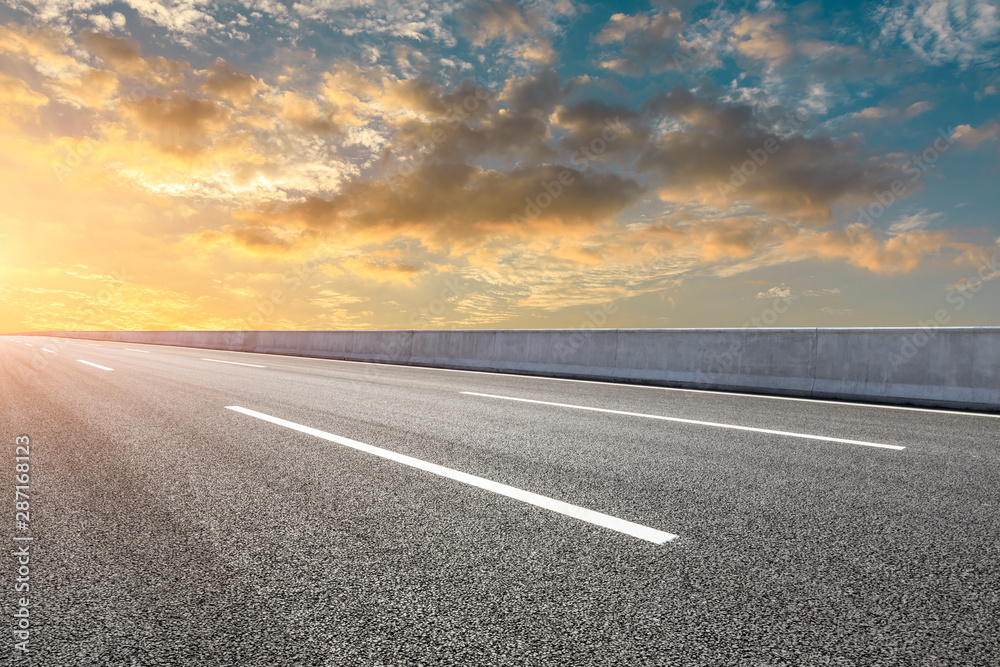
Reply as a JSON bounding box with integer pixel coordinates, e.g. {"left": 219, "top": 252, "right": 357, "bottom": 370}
{"left": 2, "top": 335, "right": 999, "bottom": 666}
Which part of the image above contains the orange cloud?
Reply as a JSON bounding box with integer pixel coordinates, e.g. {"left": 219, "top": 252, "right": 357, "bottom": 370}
{"left": 123, "top": 91, "right": 231, "bottom": 155}
{"left": 1, "top": 16, "right": 995, "bottom": 335}
{"left": 0, "top": 73, "right": 48, "bottom": 127}
{"left": 78, "top": 31, "right": 188, "bottom": 88}
{"left": 199, "top": 58, "right": 265, "bottom": 105}
{"left": 786, "top": 227, "right": 956, "bottom": 274}
{"left": 730, "top": 13, "right": 794, "bottom": 65}
{"left": 459, "top": 0, "right": 534, "bottom": 47}
{"left": 236, "top": 161, "right": 645, "bottom": 254}
{"left": 951, "top": 120, "right": 1000, "bottom": 148}
{"left": 0, "top": 25, "right": 84, "bottom": 78}
{"left": 46, "top": 67, "right": 118, "bottom": 109}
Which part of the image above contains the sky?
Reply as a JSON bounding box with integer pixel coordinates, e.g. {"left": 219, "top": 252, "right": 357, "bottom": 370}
{"left": 0, "top": 0, "right": 998, "bottom": 333}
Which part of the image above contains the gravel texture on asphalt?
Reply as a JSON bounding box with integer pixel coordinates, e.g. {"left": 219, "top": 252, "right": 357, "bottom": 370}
{"left": 1, "top": 336, "right": 998, "bottom": 666}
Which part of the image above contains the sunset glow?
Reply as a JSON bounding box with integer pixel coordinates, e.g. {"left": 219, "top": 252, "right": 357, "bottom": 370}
{"left": 1, "top": 0, "right": 998, "bottom": 333}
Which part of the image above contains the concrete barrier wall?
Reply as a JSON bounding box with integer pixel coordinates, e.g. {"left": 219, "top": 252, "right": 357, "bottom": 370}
{"left": 491, "top": 330, "right": 619, "bottom": 379}
{"left": 15, "top": 328, "right": 1000, "bottom": 411}
{"left": 410, "top": 330, "right": 496, "bottom": 370}
{"left": 612, "top": 328, "right": 819, "bottom": 394}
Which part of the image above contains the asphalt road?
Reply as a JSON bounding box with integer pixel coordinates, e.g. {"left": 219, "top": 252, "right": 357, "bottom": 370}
{"left": 2, "top": 335, "right": 998, "bottom": 666}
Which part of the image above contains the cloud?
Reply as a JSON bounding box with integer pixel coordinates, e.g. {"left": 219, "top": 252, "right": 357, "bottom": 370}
{"left": 787, "top": 226, "right": 959, "bottom": 275}
{"left": 79, "top": 31, "right": 189, "bottom": 88}
{"left": 905, "top": 101, "right": 933, "bottom": 117}
{"left": 975, "top": 78, "right": 998, "bottom": 99}
{"left": 848, "top": 100, "right": 932, "bottom": 122}
{"left": 851, "top": 106, "right": 893, "bottom": 120}
{"left": 339, "top": 256, "right": 424, "bottom": 284}
{"left": 1, "top": 22, "right": 363, "bottom": 207}
{"left": 0, "top": 24, "right": 88, "bottom": 79}
{"left": 3, "top": 4, "right": 999, "bottom": 333}
{"left": 457, "top": 0, "right": 573, "bottom": 67}
{"left": 459, "top": 0, "right": 533, "bottom": 47}
{"left": 0, "top": 73, "right": 49, "bottom": 127}
{"left": 45, "top": 66, "right": 119, "bottom": 109}
{"left": 757, "top": 285, "right": 791, "bottom": 299}
{"left": 498, "top": 67, "right": 564, "bottom": 116}
{"left": 0, "top": 26, "right": 122, "bottom": 109}
{"left": 8, "top": 0, "right": 224, "bottom": 39}
{"left": 124, "top": 91, "right": 232, "bottom": 155}
{"left": 596, "top": 9, "right": 683, "bottom": 44}
{"left": 950, "top": 118, "right": 1000, "bottom": 147}
{"left": 199, "top": 58, "right": 265, "bottom": 105}
{"left": 516, "top": 37, "right": 557, "bottom": 65}
{"left": 876, "top": 0, "right": 1000, "bottom": 68}
{"left": 730, "top": 12, "right": 794, "bottom": 66}
{"left": 89, "top": 14, "right": 113, "bottom": 32}
{"left": 106, "top": 0, "right": 221, "bottom": 37}
{"left": 236, "top": 159, "right": 645, "bottom": 255}
{"left": 633, "top": 215, "right": 968, "bottom": 277}
{"left": 272, "top": 90, "right": 342, "bottom": 136}
{"left": 292, "top": 0, "right": 457, "bottom": 44}
{"left": 378, "top": 69, "right": 565, "bottom": 167}
{"left": 637, "top": 87, "right": 905, "bottom": 219}
{"left": 887, "top": 210, "right": 941, "bottom": 234}
{"left": 553, "top": 99, "right": 651, "bottom": 164}
{"left": 593, "top": 8, "right": 718, "bottom": 75}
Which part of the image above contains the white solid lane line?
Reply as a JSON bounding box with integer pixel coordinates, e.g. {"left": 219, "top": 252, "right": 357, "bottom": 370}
{"left": 125, "top": 348, "right": 150, "bottom": 353}
{"left": 77, "top": 360, "right": 113, "bottom": 371}
{"left": 462, "top": 392, "right": 906, "bottom": 451}
{"left": 202, "top": 358, "right": 266, "bottom": 368}
{"left": 226, "top": 406, "right": 677, "bottom": 544}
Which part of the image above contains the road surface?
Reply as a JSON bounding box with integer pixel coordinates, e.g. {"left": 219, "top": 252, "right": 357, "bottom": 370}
{"left": 2, "top": 336, "right": 998, "bottom": 665}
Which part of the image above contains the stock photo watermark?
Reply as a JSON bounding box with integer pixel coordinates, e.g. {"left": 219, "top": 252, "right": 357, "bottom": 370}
{"left": 702, "top": 294, "right": 799, "bottom": 379}
{"left": 220, "top": 244, "right": 334, "bottom": 349}
{"left": 384, "top": 78, "right": 495, "bottom": 188}
{"left": 51, "top": 137, "right": 97, "bottom": 184}
{"left": 887, "top": 255, "right": 999, "bottom": 369}
{"left": 51, "top": 61, "right": 170, "bottom": 183}
{"left": 408, "top": 277, "right": 468, "bottom": 329}
{"left": 715, "top": 108, "right": 812, "bottom": 198}
{"left": 554, "top": 250, "right": 685, "bottom": 361}
{"left": 847, "top": 129, "right": 956, "bottom": 242}
{"left": 555, "top": 300, "right": 619, "bottom": 362}
{"left": 357, "top": 270, "right": 491, "bottom": 383}
{"left": 12, "top": 434, "right": 33, "bottom": 655}
{"left": 511, "top": 116, "right": 625, "bottom": 230}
